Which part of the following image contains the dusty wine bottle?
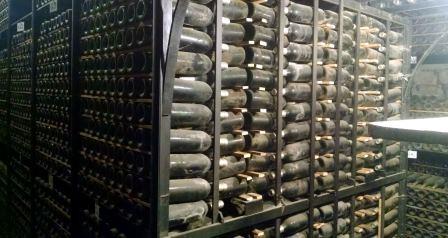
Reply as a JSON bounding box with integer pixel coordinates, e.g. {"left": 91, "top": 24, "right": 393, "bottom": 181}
{"left": 282, "top": 122, "right": 311, "bottom": 143}
{"left": 250, "top": 133, "right": 276, "bottom": 152}
{"left": 223, "top": 0, "right": 248, "bottom": 20}
{"left": 280, "top": 212, "right": 309, "bottom": 235}
{"left": 221, "top": 89, "right": 247, "bottom": 109}
{"left": 168, "top": 201, "right": 208, "bottom": 227}
{"left": 220, "top": 111, "right": 245, "bottom": 133}
{"left": 315, "top": 154, "right": 352, "bottom": 172}
{"left": 280, "top": 178, "right": 315, "bottom": 199}
{"left": 286, "top": 2, "right": 325, "bottom": 25}
{"left": 244, "top": 111, "right": 275, "bottom": 131}
{"left": 246, "top": 90, "right": 274, "bottom": 110}
{"left": 281, "top": 160, "right": 310, "bottom": 181}
{"left": 247, "top": 69, "right": 275, "bottom": 89}
{"left": 243, "top": 23, "right": 276, "bottom": 48}
{"left": 170, "top": 129, "right": 212, "bottom": 153}
{"left": 170, "top": 154, "right": 211, "bottom": 179}
{"left": 284, "top": 83, "right": 322, "bottom": 102}
{"left": 169, "top": 178, "right": 211, "bottom": 203}
{"left": 222, "top": 67, "right": 248, "bottom": 88}
{"left": 180, "top": 27, "right": 213, "bottom": 53}
{"left": 282, "top": 102, "right": 312, "bottom": 122}
{"left": 171, "top": 103, "right": 212, "bottom": 128}
{"left": 222, "top": 45, "right": 246, "bottom": 66}
{"left": 247, "top": 2, "right": 276, "bottom": 27}
{"left": 245, "top": 47, "right": 276, "bottom": 69}
{"left": 285, "top": 22, "right": 325, "bottom": 44}
{"left": 219, "top": 156, "right": 247, "bottom": 179}
{"left": 284, "top": 63, "right": 324, "bottom": 82}
{"left": 176, "top": 52, "right": 213, "bottom": 75}
{"left": 173, "top": 79, "right": 213, "bottom": 104}
{"left": 220, "top": 134, "right": 246, "bottom": 155}
{"left": 282, "top": 140, "right": 313, "bottom": 163}
{"left": 182, "top": 1, "right": 214, "bottom": 27}
{"left": 219, "top": 177, "right": 248, "bottom": 199}
{"left": 285, "top": 43, "right": 323, "bottom": 62}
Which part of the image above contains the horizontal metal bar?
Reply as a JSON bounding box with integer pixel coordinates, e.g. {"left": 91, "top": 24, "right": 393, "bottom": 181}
{"left": 412, "top": 20, "right": 448, "bottom": 26}
{"left": 168, "top": 173, "right": 405, "bottom": 238}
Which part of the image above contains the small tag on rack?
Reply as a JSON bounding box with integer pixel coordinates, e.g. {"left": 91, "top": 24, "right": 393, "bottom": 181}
{"left": 48, "top": 175, "right": 54, "bottom": 189}
{"left": 408, "top": 150, "right": 417, "bottom": 159}
{"left": 50, "top": 0, "right": 58, "bottom": 13}
{"left": 17, "top": 22, "right": 24, "bottom": 32}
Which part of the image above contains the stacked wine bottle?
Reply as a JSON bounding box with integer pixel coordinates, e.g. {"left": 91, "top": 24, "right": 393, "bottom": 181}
{"left": 350, "top": 14, "right": 388, "bottom": 183}
{"left": 34, "top": 9, "right": 73, "bottom": 237}
{"left": 383, "top": 183, "right": 399, "bottom": 238}
{"left": 9, "top": 24, "right": 33, "bottom": 236}
{"left": 0, "top": 0, "right": 7, "bottom": 32}
{"left": 169, "top": 0, "right": 214, "bottom": 230}
{"left": 407, "top": 166, "right": 448, "bottom": 237}
{"left": 79, "top": 0, "right": 152, "bottom": 237}
{"left": 353, "top": 189, "right": 381, "bottom": 237}
{"left": 0, "top": 47, "right": 7, "bottom": 142}
{"left": 312, "top": 201, "right": 351, "bottom": 237}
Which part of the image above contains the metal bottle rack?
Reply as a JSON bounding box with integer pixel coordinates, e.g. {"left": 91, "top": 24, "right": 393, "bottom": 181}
{"left": 0, "top": 0, "right": 410, "bottom": 237}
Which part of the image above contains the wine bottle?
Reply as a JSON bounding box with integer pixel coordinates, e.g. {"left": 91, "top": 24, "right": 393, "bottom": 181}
{"left": 388, "top": 87, "right": 401, "bottom": 101}
{"left": 221, "top": 89, "right": 247, "bottom": 109}
{"left": 170, "top": 154, "right": 211, "bottom": 179}
{"left": 323, "top": 49, "right": 353, "bottom": 65}
{"left": 280, "top": 212, "right": 309, "bottom": 235}
{"left": 222, "top": 67, "right": 248, "bottom": 88}
{"left": 244, "top": 111, "right": 275, "bottom": 131}
{"left": 247, "top": 2, "right": 276, "bottom": 27}
{"left": 359, "top": 63, "right": 382, "bottom": 76}
{"left": 280, "top": 178, "right": 314, "bottom": 199}
{"left": 319, "top": 85, "right": 351, "bottom": 100}
{"left": 286, "top": 2, "right": 325, "bottom": 25}
{"left": 385, "top": 184, "right": 399, "bottom": 198}
{"left": 169, "top": 178, "right": 211, "bottom": 203}
{"left": 285, "top": 22, "right": 325, "bottom": 44}
{"left": 315, "top": 154, "right": 352, "bottom": 172}
{"left": 170, "top": 129, "right": 212, "bottom": 153}
{"left": 171, "top": 103, "right": 212, "bottom": 128}
{"left": 219, "top": 177, "right": 248, "bottom": 199}
{"left": 222, "top": 45, "right": 246, "bottom": 66}
{"left": 222, "top": 23, "right": 245, "bottom": 44}
{"left": 385, "top": 143, "right": 400, "bottom": 157}
{"left": 384, "top": 222, "right": 398, "bottom": 238}
{"left": 247, "top": 154, "right": 274, "bottom": 172}
{"left": 223, "top": 0, "right": 248, "bottom": 20}
{"left": 358, "top": 94, "right": 384, "bottom": 107}
{"left": 386, "top": 102, "right": 401, "bottom": 117}
{"left": 220, "top": 111, "right": 244, "bottom": 133}
{"left": 389, "top": 45, "right": 404, "bottom": 60}
{"left": 360, "top": 48, "right": 385, "bottom": 64}
{"left": 219, "top": 156, "right": 247, "bottom": 179}
{"left": 282, "top": 122, "right": 310, "bottom": 143}
{"left": 281, "top": 160, "right": 310, "bottom": 181}
{"left": 282, "top": 140, "right": 313, "bottom": 163}
{"left": 176, "top": 52, "right": 213, "bottom": 75}
{"left": 323, "top": 10, "right": 355, "bottom": 31}
{"left": 285, "top": 43, "right": 324, "bottom": 62}
{"left": 245, "top": 47, "right": 276, "bottom": 69}
{"left": 183, "top": 1, "right": 213, "bottom": 27}
{"left": 380, "top": 31, "right": 403, "bottom": 45}
{"left": 384, "top": 209, "right": 398, "bottom": 226}
{"left": 389, "top": 60, "right": 402, "bottom": 74}
{"left": 220, "top": 134, "right": 246, "bottom": 155}
{"left": 246, "top": 90, "right": 274, "bottom": 110}
{"left": 243, "top": 23, "right": 276, "bottom": 48}
{"left": 250, "top": 133, "right": 276, "bottom": 152}
{"left": 180, "top": 27, "right": 213, "bottom": 53}
{"left": 285, "top": 63, "right": 324, "bottom": 82}
{"left": 283, "top": 102, "right": 311, "bottom": 122}
{"left": 173, "top": 79, "right": 213, "bottom": 104}
{"left": 168, "top": 201, "right": 208, "bottom": 227}
{"left": 384, "top": 196, "right": 399, "bottom": 212}
{"left": 247, "top": 69, "right": 275, "bottom": 89}
{"left": 248, "top": 174, "right": 272, "bottom": 193}
{"left": 316, "top": 171, "right": 350, "bottom": 191}
{"left": 360, "top": 15, "right": 386, "bottom": 32}
{"left": 284, "top": 83, "right": 322, "bottom": 102}
{"left": 360, "top": 31, "right": 384, "bottom": 45}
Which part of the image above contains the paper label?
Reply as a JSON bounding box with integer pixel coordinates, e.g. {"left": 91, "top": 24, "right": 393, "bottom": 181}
{"left": 17, "top": 22, "right": 24, "bottom": 32}
{"left": 408, "top": 150, "right": 418, "bottom": 159}
{"left": 49, "top": 0, "right": 58, "bottom": 13}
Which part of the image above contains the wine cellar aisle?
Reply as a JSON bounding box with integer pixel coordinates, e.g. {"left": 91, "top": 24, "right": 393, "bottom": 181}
{"left": 0, "top": 0, "right": 430, "bottom": 238}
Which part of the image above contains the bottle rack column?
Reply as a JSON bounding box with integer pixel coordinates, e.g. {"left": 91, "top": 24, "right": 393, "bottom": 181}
{"left": 77, "top": 0, "right": 153, "bottom": 237}
{"left": 33, "top": 1, "right": 73, "bottom": 236}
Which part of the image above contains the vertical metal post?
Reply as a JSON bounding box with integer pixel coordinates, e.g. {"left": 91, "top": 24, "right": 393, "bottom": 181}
{"left": 70, "top": 0, "right": 81, "bottom": 236}
{"left": 212, "top": 0, "right": 222, "bottom": 224}
{"left": 30, "top": 1, "right": 37, "bottom": 236}
{"left": 333, "top": 1, "right": 344, "bottom": 236}
{"left": 153, "top": 0, "right": 169, "bottom": 236}
{"left": 275, "top": 0, "right": 286, "bottom": 236}
{"left": 350, "top": 11, "right": 362, "bottom": 238}
{"left": 309, "top": 0, "right": 319, "bottom": 236}
{"left": 379, "top": 20, "right": 391, "bottom": 238}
